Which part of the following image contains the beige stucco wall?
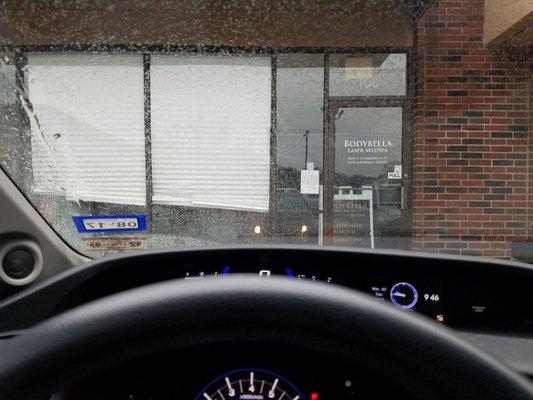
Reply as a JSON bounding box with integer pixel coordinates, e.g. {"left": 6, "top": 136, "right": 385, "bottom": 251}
{"left": 0, "top": 0, "right": 413, "bottom": 48}
{"left": 485, "top": 0, "right": 533, "bottom": 45}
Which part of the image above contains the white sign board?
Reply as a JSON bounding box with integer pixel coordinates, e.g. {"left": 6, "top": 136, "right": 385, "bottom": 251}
{"left": 300, "top": 170, "right": 320, "bottom": 194}
{"left": 388, "top": 164, "right": 402, "bottom": 180}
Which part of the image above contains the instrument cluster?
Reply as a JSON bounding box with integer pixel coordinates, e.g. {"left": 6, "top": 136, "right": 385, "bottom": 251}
{"left": 60, "top": 344, "right": 416, "bottom": 400}
{"left": 178, "top": 260, "right": 530, "bottom": 332}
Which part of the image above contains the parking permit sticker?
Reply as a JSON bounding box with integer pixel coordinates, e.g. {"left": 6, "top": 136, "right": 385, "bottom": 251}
{"left": 72, "top": 214, "right": 147, "bottom": 233}
{"left": 83, "top": 236, "right": 147, "bottom": 251}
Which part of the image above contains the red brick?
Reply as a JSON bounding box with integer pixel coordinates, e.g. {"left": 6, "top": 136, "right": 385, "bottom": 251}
{"left": 412, "top": 0, "right": 530, "bottom": 259}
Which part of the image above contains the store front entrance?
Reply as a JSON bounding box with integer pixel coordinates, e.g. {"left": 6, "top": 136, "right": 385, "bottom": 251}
{"left": 275, "top": 52, "right": 411, "bottom": 249}
{"left": 323, "top": 99, "right": 411, "bottom": 249}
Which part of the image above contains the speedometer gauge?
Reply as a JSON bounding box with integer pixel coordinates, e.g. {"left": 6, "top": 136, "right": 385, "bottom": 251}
{"left": 194, "top": 369, "right": 304, "bottom": 400}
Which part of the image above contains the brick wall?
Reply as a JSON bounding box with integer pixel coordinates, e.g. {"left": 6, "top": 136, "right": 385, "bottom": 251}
{"left": 527, "top": 54, "right": 533, "bottom": 241}
{"left": 412, "top": 0, "right": 531, "bottom": 258}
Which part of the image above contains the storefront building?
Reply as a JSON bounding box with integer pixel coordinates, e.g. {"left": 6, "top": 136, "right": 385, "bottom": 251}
{"left": 413, "top": 0, "right": 532, "bottom": 258}
{"left": 0, "top": 0, "right": 531, "bottom": 259}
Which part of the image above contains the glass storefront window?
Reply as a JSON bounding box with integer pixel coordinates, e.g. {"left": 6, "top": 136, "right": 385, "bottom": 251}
{"left": 276, "top": 54, "right": 324, "bottom": 173}
{"left": 276, "top": 54, "right": 324, "bottom": 244}
{"left": 27, "top": 54, "right": 146, "bottom": 206}
{"left": 0, "top": 51, "right": 24, "bottom": 183}
{"left": 325, "top": 52, "right": 410, "bottom": 250}
{"left": 331, "top": 106, "right": 407, "bottom": 249}
{"left": 147, "top": 54, "right": 272, "bottom": 246}
{"left": 0, "top": 52, "right": 16, "bottom": 99}
{"left": 329, "top": 53, "right": 407, "bottom": 97}
{"left": 150, "top": 55, "right": 271, "bottom": 212}
{"left": 0, "top": 49, "right": 412, "bottom": 255}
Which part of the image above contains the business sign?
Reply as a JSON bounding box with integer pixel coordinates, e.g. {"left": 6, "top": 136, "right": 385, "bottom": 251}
{"left": 342, "top": 138, "right": 394, "bottom": 167}
{"left": 300, "top": 169, "right": 320, "bottom": 194}
{"left": 387, "top": 165, "right": 402, "bottom": 180}
{"left": 343, "top": 139, "right": 393, "bottom": 153}
{"left": 333, "top": 199, "right": 371, "bottom": 248}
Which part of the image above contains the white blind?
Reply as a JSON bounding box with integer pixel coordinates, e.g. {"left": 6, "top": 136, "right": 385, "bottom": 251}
{"left": 150, "top": 55, "right": 271, "bottom": 212}
{"left": 28, "top": 54, "right": 146, "bottom": 205}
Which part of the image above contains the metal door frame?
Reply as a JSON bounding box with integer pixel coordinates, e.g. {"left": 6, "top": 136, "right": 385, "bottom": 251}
{"left": 324, "top": 98, "right": 412, "bottom": 246}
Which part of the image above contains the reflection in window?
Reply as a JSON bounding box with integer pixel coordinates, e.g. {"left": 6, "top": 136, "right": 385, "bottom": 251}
{"left": 276, "top": 54, "right": 324, "bottom": 191}
{"left": 334, "top": 107, "right": 403, "bottom": 186}
{"left": 329, "top": 53, "right": 406, "bottom": 96}
{"left": 0, "top": 53, "right": 16, "bottom": 105}
{"left": 333, "top": 106, "right": 406, "bottom": 249}
{"left": 275, "top": 54, "right": 324, "bottom": 244}
{"left": 0, "top": 52, "right": 23, "bottom": 182}
{"left": 277, "top": 190, "right": 310, "bottom": 212}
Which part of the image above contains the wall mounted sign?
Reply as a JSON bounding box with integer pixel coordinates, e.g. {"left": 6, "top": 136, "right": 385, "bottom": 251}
{"left": 387, "top": 165, "right": 402, "bottom": 180}
{"left": 300, "top": 169, "right": 320, "bottom": 194}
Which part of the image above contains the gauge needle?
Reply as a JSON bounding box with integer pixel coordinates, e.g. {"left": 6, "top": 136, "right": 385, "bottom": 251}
{"left": 225, "top": 377, "right": 232, "bottom": 391}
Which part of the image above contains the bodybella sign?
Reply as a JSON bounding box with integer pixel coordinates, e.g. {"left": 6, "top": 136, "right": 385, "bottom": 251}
{"left": 339, "top": 136, "right": 395, "bottom": 166}
{"left": 344, "top": 139, "right": 392, "bottom": 153}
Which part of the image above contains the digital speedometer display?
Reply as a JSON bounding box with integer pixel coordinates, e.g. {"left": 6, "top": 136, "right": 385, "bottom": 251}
{"left": 194, "top": 369, "right": 304, "bottom": 400}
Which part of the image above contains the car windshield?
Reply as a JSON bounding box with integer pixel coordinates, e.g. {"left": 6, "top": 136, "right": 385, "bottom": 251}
{"left": 0, "top": 1, "right": 531, "bottom": 261}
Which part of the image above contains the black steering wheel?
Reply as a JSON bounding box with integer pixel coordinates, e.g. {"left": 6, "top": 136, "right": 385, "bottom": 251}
{"left": 0, "top": 275, "right": 532, "bottom": 399}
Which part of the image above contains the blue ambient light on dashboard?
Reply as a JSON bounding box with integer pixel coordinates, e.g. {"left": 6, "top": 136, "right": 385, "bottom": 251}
{"left": 221, "top": 266, "right": 231, "bottom": 275}
{"left": 285, "top": 267, "right": 295, "bottom": 277}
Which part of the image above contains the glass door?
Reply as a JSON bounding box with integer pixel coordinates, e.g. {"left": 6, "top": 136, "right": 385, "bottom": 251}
{"left": 324, "top": 100, "right": 411, "bottom": 249}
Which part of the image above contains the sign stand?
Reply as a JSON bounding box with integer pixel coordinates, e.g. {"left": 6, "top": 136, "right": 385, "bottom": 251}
{"left": 333, "top": 186, "right": 374, "bottom": 249}
{"left": 318, "top": 185, "right": 324, "bottom": 246}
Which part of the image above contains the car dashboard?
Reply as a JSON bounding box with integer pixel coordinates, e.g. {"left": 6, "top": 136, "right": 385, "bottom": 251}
{"left": 177, "top": 259, "right": 531, "bottom": 333}
{"left": 0, "top": 247, "right": 532, "bottom": 335}
{"left": 0, "top": 246, "right": 532, "bottom": 399}
{"left": 0, "top": 247, "right": 525, "bottom": 331}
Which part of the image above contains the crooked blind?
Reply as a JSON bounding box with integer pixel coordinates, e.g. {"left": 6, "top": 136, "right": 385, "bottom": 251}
{"left": 28, "top": 54, "right": 146, "bottom": 205}
{"left": 150, "top": 55, "right": 271, "bottom": 212}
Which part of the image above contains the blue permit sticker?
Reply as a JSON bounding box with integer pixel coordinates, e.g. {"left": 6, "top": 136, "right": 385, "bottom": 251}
{"left": 72, "top": 214, "right": 147, "bottom": 233}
